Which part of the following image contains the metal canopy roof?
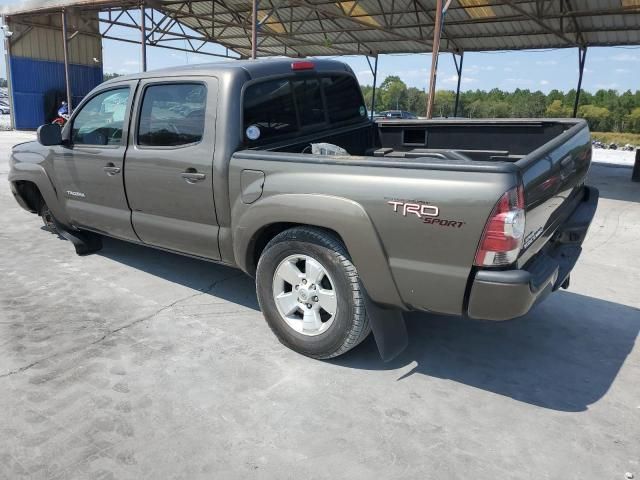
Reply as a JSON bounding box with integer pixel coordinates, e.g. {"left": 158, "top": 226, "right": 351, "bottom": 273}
{"left": 4, "top": 0, "right": 640, "bottom": 58}
{"left": 164, "top": 0, "right": 640, "bottom": 57}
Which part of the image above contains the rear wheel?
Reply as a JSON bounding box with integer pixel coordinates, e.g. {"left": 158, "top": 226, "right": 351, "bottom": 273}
{"left": 256, "top": 227, "right": 370, "bottom": 359}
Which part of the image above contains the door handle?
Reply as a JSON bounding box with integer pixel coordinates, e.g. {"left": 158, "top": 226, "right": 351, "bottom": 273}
{"left": 103, "top": 163, "right": 121, "bottom": 176}
{"left": 181, "top": 170, "right": 206, "bottom": 184}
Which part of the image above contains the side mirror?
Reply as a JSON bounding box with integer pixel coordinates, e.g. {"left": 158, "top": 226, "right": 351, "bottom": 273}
{"left": 37, "top": 124, "right": 63, "bottom": 146}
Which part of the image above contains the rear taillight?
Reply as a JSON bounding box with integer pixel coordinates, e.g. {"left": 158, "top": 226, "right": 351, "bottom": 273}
{"left": 474, "top": 185, "right": 526, "bottom": 267}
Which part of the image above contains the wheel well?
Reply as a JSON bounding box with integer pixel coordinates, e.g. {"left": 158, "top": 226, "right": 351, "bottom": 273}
{"left": 248, "top": 223, "right": 345, "bottom": 276}
{"left": 13, "top": 181, "right": 45, "bottom": 213}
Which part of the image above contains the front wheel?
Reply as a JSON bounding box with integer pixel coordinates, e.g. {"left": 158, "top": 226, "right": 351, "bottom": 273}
{"left": 256, "top": 227, "right": 370, "bottom": 359}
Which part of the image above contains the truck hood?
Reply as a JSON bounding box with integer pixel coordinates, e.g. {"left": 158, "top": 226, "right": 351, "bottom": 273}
{"left": 10, "top": 141, "right": 49, "bottom": 168}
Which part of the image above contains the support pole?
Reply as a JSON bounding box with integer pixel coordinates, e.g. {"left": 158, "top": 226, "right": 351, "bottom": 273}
{"left": 426, "top": 0, "right": 443, "bottom": 119}
{"left": 453, "top": 52, "right": 464, "bottom": 118}
{"left": 140, "top": 1, "right": 147, "bottom": 72}
{"left": 2, "top": 15, "right": 15, "bottom": 129}
{"left": 251, "top": 0, "right": 258, "bottom": 59}
{"left": 573, "top": 46, "right": 587, "bottom": 118}
{"left": 367, "top": 55, "right": 379, "bottom": 120}
{"left": 61, "top": 9, "right": 72, "bottom": 112}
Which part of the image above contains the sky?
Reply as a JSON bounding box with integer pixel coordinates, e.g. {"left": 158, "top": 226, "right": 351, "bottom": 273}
{"left": 1, "top": 0, "right": 639, "bottom": 94}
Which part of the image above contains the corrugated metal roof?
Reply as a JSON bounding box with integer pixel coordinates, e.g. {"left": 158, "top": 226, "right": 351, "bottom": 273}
{"left": 4, "top": 0, "right": 640, "bottom": 57}
{"left": 7, "top": 11, "right": 101, "bottom": 66}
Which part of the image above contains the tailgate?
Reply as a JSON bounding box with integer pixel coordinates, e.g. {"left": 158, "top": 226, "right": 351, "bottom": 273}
{"left": 516, "top": 119, "right": 592, "bottom": 267}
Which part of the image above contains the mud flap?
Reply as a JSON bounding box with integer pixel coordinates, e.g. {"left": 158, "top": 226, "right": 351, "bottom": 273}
{"left": 52, "top": 219, "right": 102, "bottom": 256}
{"left": 363, "top": 293, "right": 408, "bottom": 362}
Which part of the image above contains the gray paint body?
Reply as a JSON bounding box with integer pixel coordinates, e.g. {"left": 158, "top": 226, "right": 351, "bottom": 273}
{"left": 8, "top": 59, "right": 596, "bottom": 319}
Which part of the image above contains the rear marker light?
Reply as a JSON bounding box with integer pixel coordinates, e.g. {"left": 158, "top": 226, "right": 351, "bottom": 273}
{"left": 291, "top": 61, "right": 315, "bottom": 71}
{"left": 474, "top": 185, "right": 526, "bottom": 267}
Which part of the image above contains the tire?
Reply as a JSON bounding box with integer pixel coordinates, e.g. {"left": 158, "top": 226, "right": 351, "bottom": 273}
{"left": 256, "top": 226, "right": 371, "bottom": 359}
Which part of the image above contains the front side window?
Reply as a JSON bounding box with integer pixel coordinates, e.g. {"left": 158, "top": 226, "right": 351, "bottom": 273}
{"left": 72, "top": 88, "right": 130, "bottom": 146}
{"left": 138, "top": 83, "right": 207, "bottom": 147}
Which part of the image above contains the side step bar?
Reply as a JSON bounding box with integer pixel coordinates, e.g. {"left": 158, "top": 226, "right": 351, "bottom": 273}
{"left": 52, "top": 218, "right": 102, "bottom": 256}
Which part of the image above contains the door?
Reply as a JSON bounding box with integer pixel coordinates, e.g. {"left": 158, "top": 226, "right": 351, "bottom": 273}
{"left": 52, "top": 82, "right": 139, "bottom": 241}
{"left": 124, "top": 78, "right": 220, "bottom": 260}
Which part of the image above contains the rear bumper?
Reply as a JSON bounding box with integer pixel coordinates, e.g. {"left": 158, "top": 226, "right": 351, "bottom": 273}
{"left": 466, "top": 186, "right": 599, "bottom": 321}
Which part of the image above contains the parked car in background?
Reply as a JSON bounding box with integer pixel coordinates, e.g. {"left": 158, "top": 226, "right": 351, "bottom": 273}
{"left": 377, "top": 110, "right": 418, "bottom": 119}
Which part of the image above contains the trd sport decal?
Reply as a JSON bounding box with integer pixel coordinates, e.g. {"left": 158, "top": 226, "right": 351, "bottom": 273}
{"left": 386, "top": 199, "right": 465, "bottom": 228}
{"left": 387, "top": 200, "right": 439, "bottom": 218}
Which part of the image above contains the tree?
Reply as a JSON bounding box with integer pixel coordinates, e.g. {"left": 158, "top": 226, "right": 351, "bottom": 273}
{"left": 406, "top": 87, "right": 426, "bottom": 116}
{"left": 379, "top": 75, "right": 402, "bottom": 90}
{"left": 378, "top": 76, "right": 408, "bottom": 111}
{"left": 358, "top": 75, "right": 640, "bottom": 133}
{"left": 545, "top": 100, "right": 572, "bottom": 117}
{"left": 578, "top": 104, "right": 611, "bottom": 131}
{"left": 626, "top": 107, "right": 640, "bottom": 133}
{"left": 433, "top": 90, "right": 455, "bottom": 118}
{"left": 547, "top": 89, "right": 564, "bottom": 104}
{"left": 361, "top": 85, "right": 374, "bottom": 112}
{"left": 465, "top": 99, "right": 482, "bottom": 118}
{"left": 103, "top": 72, "right": 122, "bottom": 82}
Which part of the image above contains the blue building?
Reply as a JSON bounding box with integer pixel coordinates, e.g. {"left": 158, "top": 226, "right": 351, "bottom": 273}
{"left": 6, "top": 11, "right": 103, "bottom": 129}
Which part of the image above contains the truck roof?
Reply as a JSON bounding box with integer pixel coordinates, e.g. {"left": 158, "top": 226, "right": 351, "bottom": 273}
{"left": 102, "top": 58, "right": 354, "bottom": 85}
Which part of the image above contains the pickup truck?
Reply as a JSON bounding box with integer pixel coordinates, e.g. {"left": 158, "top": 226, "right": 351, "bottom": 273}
{"left": 9, "top": 59, "right": 598, "bottom": 361}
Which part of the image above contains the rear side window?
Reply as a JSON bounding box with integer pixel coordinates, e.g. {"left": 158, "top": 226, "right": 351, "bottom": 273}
{"left": 137, "top": 83, "right": 206, "bottom": 147}
{"left": 292, "top": 78, "right": 325, "bottom": 127}
{"left": 243, "top": 79, "right": 297, "bottom": 142}
{"left": 322, "top": 75, "right": 364, "bottom": 123}
{"left": 243, "top": 73, "right": 365, "bottom": 144}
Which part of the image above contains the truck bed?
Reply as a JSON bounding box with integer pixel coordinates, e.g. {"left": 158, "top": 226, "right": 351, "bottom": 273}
{"left": 374, "top": 118, "right": 568, "bottom": 158}
{"left": 230, "top": 118, "right": 591, "bottom": 315}
{"left": 265, "top": 118, "right": 576, "bottom": 162}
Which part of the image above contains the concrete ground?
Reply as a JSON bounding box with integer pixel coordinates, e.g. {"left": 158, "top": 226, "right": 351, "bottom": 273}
{"left": 0, "top": 130, "right": 638, "bottom": 480}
